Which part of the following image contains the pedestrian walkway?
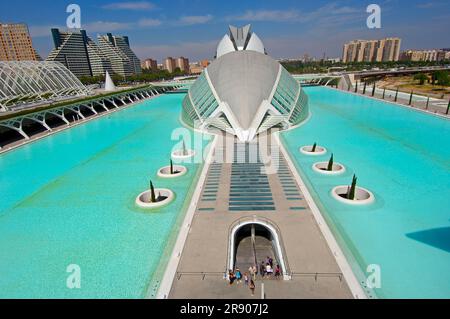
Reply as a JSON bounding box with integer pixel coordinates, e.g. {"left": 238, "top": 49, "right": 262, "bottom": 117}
{"left": 168, "top": 133, "right": 354, "bottom": 299}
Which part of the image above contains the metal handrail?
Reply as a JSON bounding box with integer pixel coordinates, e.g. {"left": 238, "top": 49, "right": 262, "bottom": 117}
{"left": 290, "top": 272, "right": 344, "bottom": 282}
{"left": 176, "top": 272, "right": 225, "bottom": 281}
{"left": 226, "top": 215, "right": 292, "bottom": 277}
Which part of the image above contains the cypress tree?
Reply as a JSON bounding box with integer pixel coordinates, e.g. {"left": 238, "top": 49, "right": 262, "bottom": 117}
{"left": 347, "top": 175, "right": 357, "bottom": 200}
{"left": 150, "top": 180, "right": 156, "bottom": 203}
{"left": 327, "top": 154, "right": 334, "bottom": 171}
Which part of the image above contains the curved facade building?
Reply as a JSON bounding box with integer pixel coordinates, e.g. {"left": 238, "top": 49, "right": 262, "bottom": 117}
{"left": 181, "top": 25, "right": 309, "bottom": 141}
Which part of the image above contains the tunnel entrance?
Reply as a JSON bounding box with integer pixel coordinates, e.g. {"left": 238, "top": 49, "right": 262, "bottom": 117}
{"left": 228, "top": 220, "right": 289, "bottom": 279}
{"left": 234, "top": 224, "right": 278, "bottom": 271}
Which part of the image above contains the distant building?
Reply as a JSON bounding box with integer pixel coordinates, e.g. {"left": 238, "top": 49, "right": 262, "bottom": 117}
{"left": 163, "top": 57, "right": 176, "bottom": 73}
{"left": 175, "top": 57, "right": 190, "bottom": 73}
{"left": 142, "top": 58, "right": 158, "bottom": 71}
{"left": 342, "top": 38, "right": 401, "bottom": 63}
{"left": 189, "top": 63, "right": 204, "bottom": 74}
{"left": 400, "top": 49, "right": 450, "bottom": 62}
{"left": 47, "top": 29, "right": 94, "bottom": 77}
{"left": 97, "top": 33, "right": 141, "bottom": 77}
{"left": 0, "top": 23, "right": 40, "bottom": 61}
{"left": 47, "top": 29, "right": 141, "bottom": 78}
{"left": 200, "top": 59, "right": 210, "bottom": 68}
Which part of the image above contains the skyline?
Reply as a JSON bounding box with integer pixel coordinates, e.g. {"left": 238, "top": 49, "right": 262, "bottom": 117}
{"left": 1, "top": 0, "right": 450, "bottom": 62}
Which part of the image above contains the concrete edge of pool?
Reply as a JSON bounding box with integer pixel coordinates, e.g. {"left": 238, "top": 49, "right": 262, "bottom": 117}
{"left": 155, "top": 134, "right": 218, "bottom": 299}
{"left": 274, "top": 133, "right": 368, "bottom": 299}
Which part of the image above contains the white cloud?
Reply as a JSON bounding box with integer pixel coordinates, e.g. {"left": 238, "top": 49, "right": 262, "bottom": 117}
{"left": 227, "top": 3, "right": 361, "bottom": 24}
{"left": 138, "top": 18, "right": 162, "bottom": 27}
{"left": 29, "top": 25, "right": 64, "bottom": 38}
{"left": 176, "top": 15, "right": 214, "bottom": 26}
{"left": 102, "top": 1, "right": 155, "bottom": 11}
{"left": 228, "top": 10, "right": 300, "bottom": 22}
{"left": 83, "top": 21, "right": 133, "bottom": 33}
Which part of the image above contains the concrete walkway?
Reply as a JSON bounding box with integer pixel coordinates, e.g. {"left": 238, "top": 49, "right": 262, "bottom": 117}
{"left": 169, "top": 134, "right": 353, "bottom": 299}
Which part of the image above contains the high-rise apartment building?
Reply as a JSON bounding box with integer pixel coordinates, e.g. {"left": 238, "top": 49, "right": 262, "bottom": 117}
{"left": 175, "top": 57, "right": 189, "bottom": 73}
{"left": 97, "top": 33, "right": 141, "bottom": 77}
{"left": 47, "top": 29, "right": 94, "bottom": 77}
{"left": 142, "top": 58, "right": 158, "bottom": 71}
{"left": 0, "top": 23, "right": 40, "bottom": 61}
{"left": 164, "top": 57, "right": 176, "bottom": 73}
{"left": 342, "top": 37, "right": 401, "bottom": 63}
{"left": 47, "top": 29, "right": 141, "bottom": 78}
{"left": 400, "top": 49, "right": 450, "bottom": 62}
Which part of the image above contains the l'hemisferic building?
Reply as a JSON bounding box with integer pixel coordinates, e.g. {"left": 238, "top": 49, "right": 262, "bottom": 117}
{"left": 181, "top": 25, "right": 309, "bottom": 142}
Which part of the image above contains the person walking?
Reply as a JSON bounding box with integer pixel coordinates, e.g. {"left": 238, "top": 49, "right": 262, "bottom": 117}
{"left": 235, "top": 268, "right": 242, "bottom": 284}
{"left": 266, "top": 263, "right": 273, "bottom": 277}
{"left": 229, "top": 270, "right": 236, "bottom": 285}
{"left": 260, "top": 261, "right": 266, "bottom": 278}
{"left": 248, "top": 266, "right": 254, "bottom": 281}
{"left": 252, "top": 265, "right": 258, "bottom": 280}
{"left": 275, "top": 264, "right": 281, "bottom": 279}
{"left": 244, "top": 272, "right": 249, "bottom": 286}
{"left": 249, "top": 279, "right": 256, "bottom": 296}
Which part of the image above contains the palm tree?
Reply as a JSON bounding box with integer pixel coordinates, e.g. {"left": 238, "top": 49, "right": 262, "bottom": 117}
{"left": 327, "top": 154, "right": 334, "bottom": 171}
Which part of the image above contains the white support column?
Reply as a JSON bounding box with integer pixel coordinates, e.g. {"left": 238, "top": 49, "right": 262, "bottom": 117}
{"left": 26, "top": 114, "right": 52, "bottom": 131}
{"left": 48, "top": 109, "right": 70, "bottom": 125}
{"left": 108, "top": 99, "right": 119, "bottom": 108}
{"left": 69, "top": 106, "right": 86, "bottom": 119}
{"left": 1, "top": 119, "right": 30, "bottom": 140}
{"left": 86, "top": 102, "right": 98, "bottom": 115}
{"left": 95, "top": 100, "right": 109, "bottom": 112}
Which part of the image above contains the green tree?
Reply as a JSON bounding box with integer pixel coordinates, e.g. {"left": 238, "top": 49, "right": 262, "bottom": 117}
{"left": 150, "top": 180, "right": 156, "bottom": 203}
{"left": 413, "top": 73, "right": 428, "bottom": 85}
{"left": 434, "top": 71, "right": 450, "bottom": 86}
{"left": 327, "top": 154, "right": 334, "bottom": 171}
{"left": 347, "top": 175, "right": 357, "bottom": 200}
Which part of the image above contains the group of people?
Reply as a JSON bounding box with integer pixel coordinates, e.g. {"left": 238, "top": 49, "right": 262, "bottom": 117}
{"left": 225, "top": 256, "right": 282, "bottom": 296}
{"left": 226, "top": 268, "right": 256, "bottom": 296}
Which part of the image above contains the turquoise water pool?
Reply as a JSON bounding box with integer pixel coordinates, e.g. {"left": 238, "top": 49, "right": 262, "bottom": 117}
{"left": 282, "top": 87, "right": 450, "bottom": 298}
{"left": 0, "top": 94, "right": 210, "bottom": 298}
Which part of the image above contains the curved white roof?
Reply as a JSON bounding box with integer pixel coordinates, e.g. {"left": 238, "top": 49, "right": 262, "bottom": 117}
{"left": 216, "top": 25, "right": 266, "bottom": 58}
{"left": 207, "top": 50, "right": 279, "bottom": 129}
{"left": 182, "top": 25, "right": 309, "bottom": 142}
{"left": 0, "top": 61, "right": 90, "bottom": 111}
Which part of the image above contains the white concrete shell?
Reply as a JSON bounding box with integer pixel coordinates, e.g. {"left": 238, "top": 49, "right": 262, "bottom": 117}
{"left": 182, "top": 25, "right": 309, "bottom": 142}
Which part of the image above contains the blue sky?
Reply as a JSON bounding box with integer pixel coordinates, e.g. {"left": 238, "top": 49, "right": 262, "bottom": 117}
{"left": 1, "top": 0, "right": 449, "bottom": 62}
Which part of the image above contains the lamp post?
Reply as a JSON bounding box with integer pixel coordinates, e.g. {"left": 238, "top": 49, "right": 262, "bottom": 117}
{"left": 425, "top": 96, "right": 429, "bottom": 110}
{"left": 409, "top": 91, "right": 413, "bottom": 106}
{"left": 382, "top": 88, "right": 386, "bottom": 99}
{"left": 363, "top": 82, "right": 367, "bottom": 95}
{"left": 394, "top": 88, "right": 399, "bottom": 102}
{"left": 372, "top": 82, "right": 376, "bottom": 97}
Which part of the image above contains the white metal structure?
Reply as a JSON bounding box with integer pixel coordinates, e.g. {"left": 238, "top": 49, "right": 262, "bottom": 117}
{"left": 0, "top": 61, "right": 90, "bottom": 112}
{"left": 182, "top": 25, "right": 309, "bottom": 142}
